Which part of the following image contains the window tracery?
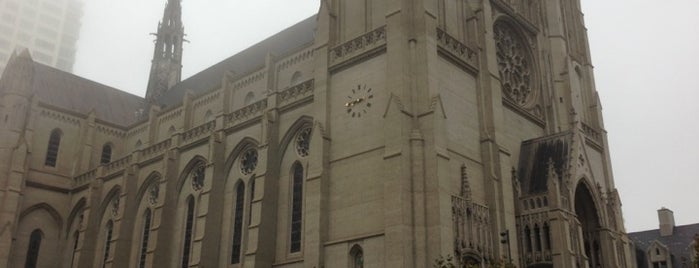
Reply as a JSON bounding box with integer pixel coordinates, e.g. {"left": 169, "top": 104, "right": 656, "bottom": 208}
{"left": 25, "top": 229, "right": 42, "bottom": 268}
{"left": 100, "top": 144, "right": 112, "bottom": 164}
{"left": 148, "top": 184, "right": 160, "bottom": 205}
{"left": 494, "top": 22, "right": 535, "bottom": 107}
{"left": 45, "top": 129, "right": 62, "bottom": 167}
{"left": 290, "top": 163, "right": 304, "bottom": 253}
{"left": 102, "top": 221, "right": 114, "bottom": 268}
{"left": 138, "top": 209, "right": 152, "bottom": 268}
{"left": 111, "top": 195, "right": 120, "bottom": 217}
{"left": 295, "top": 126, "right": 312, "bottom": 157}
{"left": 191, "top": 164, "right": 205, "bottom": 191}
{"left": 181, "top": 197, "right": 194, "bottom": 268}
{"left": 240, "top": 149, "right": 258, "bottom": 175}
{"left": 231, "top": 182, "right": 245, "bottom": 264}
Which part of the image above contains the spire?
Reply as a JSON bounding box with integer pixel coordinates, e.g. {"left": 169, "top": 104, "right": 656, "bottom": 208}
{"left": 146, "top": 0, "right": 185, "bottom": 103}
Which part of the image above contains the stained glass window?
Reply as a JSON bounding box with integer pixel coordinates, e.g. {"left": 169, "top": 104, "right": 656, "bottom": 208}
{"left": 290, "top": 163, "right": 304, "bottom": 253}
{"left": 231, "top": 183, "right": 245, "bottom": 264}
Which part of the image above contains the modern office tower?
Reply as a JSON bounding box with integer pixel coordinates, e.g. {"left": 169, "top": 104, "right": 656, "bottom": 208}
{"left": 0, "top": 0, "right": 82, "bottom": 75}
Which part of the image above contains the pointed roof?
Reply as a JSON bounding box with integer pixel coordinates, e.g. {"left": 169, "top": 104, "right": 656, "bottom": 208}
{"left": 629, "top": 223, "right": 699, "bottom": 267}
{"left": 517, "top": 132, "right": 571, "bottom": 195}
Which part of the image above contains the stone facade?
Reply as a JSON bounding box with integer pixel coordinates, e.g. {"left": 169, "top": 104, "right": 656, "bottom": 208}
{"left": 0, "top": 0, "right": 635, "bottom": 267}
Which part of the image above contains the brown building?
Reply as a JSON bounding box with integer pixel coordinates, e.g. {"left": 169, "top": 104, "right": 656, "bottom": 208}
{"left": 628, "top": 208, "right": 699, "bottom": 268}
{"left": 0, "top": 0, "right": 635, "bottom": 267}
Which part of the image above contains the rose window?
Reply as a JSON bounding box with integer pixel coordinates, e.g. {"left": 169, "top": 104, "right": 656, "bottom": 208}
{"left": 494, "top": 22, "right": 534, "bottom": 106}
{"left": 240, "top": 149, "right": 258, "bottom": 175}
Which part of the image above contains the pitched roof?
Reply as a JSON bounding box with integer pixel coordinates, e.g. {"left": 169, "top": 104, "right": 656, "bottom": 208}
{"left": 1, "top": 15, "right": 318, "bottom": 125}
{"left": 629, "top": 223, "right": 699, "bottom": 266}
{"left": 517, "top": 132, "right": 571, "bottom": 195}
{"left": 157, "top": 15, "right": 317, "bottom": 107}
{"left": 0, "top": 51, "right": 145, "bottom": 126}
{"left": 30, "top": 63, "right": 146, "bottom": 126}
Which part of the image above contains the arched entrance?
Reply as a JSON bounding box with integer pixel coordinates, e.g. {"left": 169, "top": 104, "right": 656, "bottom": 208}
{"left": 575, "top": 182, "right": 603, "bottom": 268}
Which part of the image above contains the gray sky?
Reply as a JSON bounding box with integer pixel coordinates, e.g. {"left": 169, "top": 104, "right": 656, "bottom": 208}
{"left": 73, "top": 0, "right": 699, "bottom": 232}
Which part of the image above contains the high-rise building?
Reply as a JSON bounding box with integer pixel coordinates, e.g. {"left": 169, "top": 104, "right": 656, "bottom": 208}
{"left": 0, "top": 0, "right": 636, "bottom": 267}
{"left": 0, "top": 0, "right": 82, "bottom": 75}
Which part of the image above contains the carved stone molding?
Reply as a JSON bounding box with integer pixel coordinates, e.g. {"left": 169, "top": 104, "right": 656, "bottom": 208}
{"left": 494, "top": 22, "right": 534, "bottom": 107}
{"left": 278, "top": 79, "right": 314, "bottom": 106}
{"left": 330, "top": 26, "right": 387, "bottom": 69}
{"left": 40, "top": 109, "right": 81, "bottom": 126}
{"left": 452, "top": 195, "right": 493, "bottom": 265}
{"left": 182, "top": 120, "right": 216, "bottom": 143}
{"left": 226, "top": 99, "right": 268, "bottom": 127}
{"left": 436, "top": 28, "right": 478, "bottom": 72}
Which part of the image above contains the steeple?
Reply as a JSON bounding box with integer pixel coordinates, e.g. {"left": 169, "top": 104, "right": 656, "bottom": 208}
{"left": 146, "top": 0, "right": 184, "bottom": 103}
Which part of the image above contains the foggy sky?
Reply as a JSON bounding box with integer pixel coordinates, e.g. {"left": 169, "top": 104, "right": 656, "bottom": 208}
{"left": 72, "top": 0, "right": 699, "bottom": 232}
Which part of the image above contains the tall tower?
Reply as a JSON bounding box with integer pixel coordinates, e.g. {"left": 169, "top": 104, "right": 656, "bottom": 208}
{"left": 146, "top": 0, "right": 184, "bottom": 103}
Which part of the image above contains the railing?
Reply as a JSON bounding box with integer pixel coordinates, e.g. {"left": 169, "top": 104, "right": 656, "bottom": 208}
{"left": 436, "top": 28, "right": 478, "bottom": 69}
{"left": 104, "top": 155, "right": 132, "bottom": 175}
{"left": 182, "top": 120, "right": 216, "bottom": 143}
{"left": 278, "top": 79, "right": 314, "bottom": 106}
{"left": 141, "top": 139, "right": 171, "bottom": 159}
{"left": 74, "top": 168, "right": 98, "bottom": 187}
{"left": 330, "top": 26, "right": 387, "bottom": 66}
{"left": 581, "top": 122, "right": 603, "bottom": 145}
{"left": 226, "top": 99, "right": 268, "bottom": 126}
{"left": 521, "top": 194, "right": 549, "bottom": 211}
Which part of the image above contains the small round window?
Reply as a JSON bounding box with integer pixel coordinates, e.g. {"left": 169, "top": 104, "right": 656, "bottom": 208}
{"left": 240, "top": 149, "right": 258, "bottom": 175}
{"left": 191, "top": 164, "right": 205, "bottom": 191}
{"left": 295, "top": 127, "right": 311, "bottom": 157}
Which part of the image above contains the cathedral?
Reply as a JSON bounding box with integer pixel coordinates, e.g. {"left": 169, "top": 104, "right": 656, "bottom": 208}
{"left": 0, "top": 0, "right": 635, "bottom": 267}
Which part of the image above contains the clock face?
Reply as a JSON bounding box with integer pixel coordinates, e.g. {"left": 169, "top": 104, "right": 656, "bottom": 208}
{"left": 345, "top": 84, "right": 374, "bottom": 118}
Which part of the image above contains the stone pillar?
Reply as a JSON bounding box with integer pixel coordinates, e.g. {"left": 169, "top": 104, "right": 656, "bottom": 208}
{"left": 111, "top": 165, "right": 140, "bottom": 267}
{"left": 151, "top": 148, "right": 179, "bottom": 267}
{"left": 76, "top": 174, "right": 106, "bottom": 268}
{"left": 199, "top": 130, "right": 225, "bottom": 267}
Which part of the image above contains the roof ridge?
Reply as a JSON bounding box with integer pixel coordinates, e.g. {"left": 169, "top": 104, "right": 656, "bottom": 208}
{"left": 32, "top": 61, "right": 145, "bottom": 100}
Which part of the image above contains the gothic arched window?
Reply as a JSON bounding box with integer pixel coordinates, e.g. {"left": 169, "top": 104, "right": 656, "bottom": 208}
{"left": 100, "top": 144, "right": 112, "bottom": 164}
{"left": 248, "top": 178, "right": 255, "bottom": 225}
{"left": 24, "top": 229, "right": 42, "bottom": 268}
{"left": 70, "top": 231, "right": 80, "bottom": 268}
{"left": 102, "top": 221, "right": 114, "bottom": 268}
{"left": 290, "top": 163, "right": 304, "bottom": 253}
{"left": 524, "top": 226, "right": 532, "bottom": 253}
{"left": 139, "top": 209, "right": 152, "bottom": 268}
{"left": 534, "top": 224, "right": 542, "bottom": 251}
{"left": 231, "top": 182, "right": 245, "bottom": 264}
{"left": 181, "top": 197, "right": 195, "bottom": 268}
{"left": 543, "top": 223, "right": 551, "bottom": 250}
{"left": 350, "top": 245, "right": 364, "bottom": 268}
{"left": 295, "top": 126, "right": 312, "bottom": 157}
{"left": 45, "top": 129, "right": 62, "bottom": 167}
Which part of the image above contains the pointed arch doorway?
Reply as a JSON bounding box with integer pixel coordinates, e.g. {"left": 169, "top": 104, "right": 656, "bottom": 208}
{"left": 574, "top": 182, "right": 603, "bottom": 268}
